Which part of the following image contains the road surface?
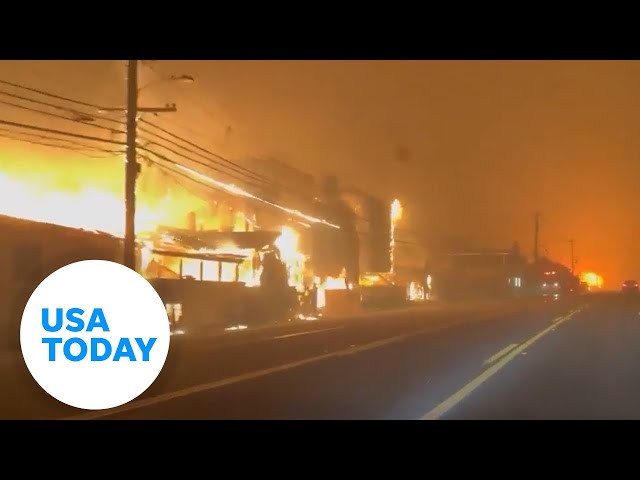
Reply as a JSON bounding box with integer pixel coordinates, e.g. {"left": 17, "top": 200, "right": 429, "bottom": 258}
{"left": 2, "top": 294, "right": 639, "bottom": 420}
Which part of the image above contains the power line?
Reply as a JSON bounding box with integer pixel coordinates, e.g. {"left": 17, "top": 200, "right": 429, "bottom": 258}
{"left": 150, "top": 156, "right": 338, "bottom": 229}
{"left": 142, "top": 159, "right": 216, "bottom": 204}
{"left": 0, "top": 79, "right": 126, "bottom": 127}
{"left": 0, "top": 95, "right": 125, "bottom": 135}
{"left": 0, "top": 131, "right": 120, "bottom": 158}
{"left": 0, "top": 78, "right": 114, "bottom": 113}
{"left": 140, "top": 119, "right": 315, "bottom": 203}
{"left": 0, "top": 89, "right": 101, "bottom": 123}
{"left": 138, "top": 135, "right": 269, "bottom": 192}
{"left": 0, "top": 107, "right": 274, "bottom": 199}
{"left": 138, "top": 134, "right": 337, "bottom": 227}
{"left": 141, "top": 154, "right": 316, "bottom": 230}
{"left": 140, "top": 119, "right": 275, "bottom": 184}
{"left": 0, "top": 128, "right": 122, "bottom": 153}
{"left": 0, "top": 126, "right": 122, "bottom": 153}
{"left": 0, "top": 78, "right": 330, "bottom": 223}
{"left": 140, "top": 141, "right": 329, "bottom": 229}
{"left": 138, "top": 128, "right": 294, "bottom": 194}
{"left": 1, "top": 78, "right": 297, "bottom": 196}
{"left": 140, "top": 154, "right": 244, "bottom": 200}
{"left": 0, "top": 78, "right": 312, "bottom": 203}
{"left": 139, "top": 64, "right": 231, "bottom": 145}
{"left": 0, "top": 118, "right": 125, "bottom": 146}
{"left": 138, "top": 125, "right": 271, "bottom": 186}
{"left": 161, "top": 115, "right": 228, "bottom": 150}
{"left": 142, "top": 148, "right": 339, "bottom": 228}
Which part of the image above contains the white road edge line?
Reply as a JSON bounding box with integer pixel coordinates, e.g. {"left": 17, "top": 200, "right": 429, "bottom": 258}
{"left": 421, "top": 306, "right": 585, "bottom": 420}
{"left": 553, "top": 314, "right": 568, "bottom": 323}
{"left": 271, "top": 326, "right": 345, "bottom": 340}
{"left": 61, "top": 307, "right": 533, "bottom": 420}
{"left": 483, "top": 343, "right": 519, "bottom": 366}
{"left": 63, "top": 325, "right": 439, "bottom": 420}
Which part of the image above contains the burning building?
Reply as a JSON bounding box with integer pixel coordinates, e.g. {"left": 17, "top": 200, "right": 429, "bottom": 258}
{"left": 341, "top": 189, "right": 392, "bottom": 275}
{"left": 0, "top": 147, "right": 366, "bottom": 335}
{"left": 390, "top": 224, "right": 428, "bottom": 302}
{"left": 339, "top": 189, "right": 427, "bottom": 306}
{"left": 0, "top": 213, "right": 125, "bottom": 349}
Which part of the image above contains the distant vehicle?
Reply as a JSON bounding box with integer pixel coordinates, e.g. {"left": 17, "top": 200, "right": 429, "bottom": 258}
{"left": 621, "top": 280, "right": 639, "bottom": 293}
{"left": 541, "top": 271, "right": 561, "bottom": 299}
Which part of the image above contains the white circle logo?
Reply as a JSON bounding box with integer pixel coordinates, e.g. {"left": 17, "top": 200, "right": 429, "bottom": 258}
{"left": 20, "top": 260, "right": 171, "bottom": 411}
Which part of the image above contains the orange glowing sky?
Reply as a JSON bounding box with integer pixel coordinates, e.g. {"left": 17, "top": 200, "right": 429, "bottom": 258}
{"left": 1, "top": 60, "right": 640, "bottom": 285}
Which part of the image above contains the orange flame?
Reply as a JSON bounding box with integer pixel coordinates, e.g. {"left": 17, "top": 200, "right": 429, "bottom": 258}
{"left": 0, "top": 152, "right": 220, "bottom": 235}
{"left": 390, "top": 198, "right": 402, "bottom": 273}
{"left": 580, "top": 272, "right": 603, "bottom": 288}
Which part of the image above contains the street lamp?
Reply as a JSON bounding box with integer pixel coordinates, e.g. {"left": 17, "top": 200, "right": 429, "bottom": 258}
{"left": 97, "top": 73, "right": 195, "bottom": 114}
{"left": 166, "top": 74, "right": 195, "bottom": 84}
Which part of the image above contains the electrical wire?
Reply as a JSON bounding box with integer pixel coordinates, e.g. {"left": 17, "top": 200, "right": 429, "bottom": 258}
{"left": 138, "top": 137, "right": 269, "bottom": 192}
{"left": 0, "top": 118, "right": 125, "bottom": 146}
{"left": 0, "top": 95, "right": 125, "bottom": 135}
{"left": 142, "top": 148, "right": 339, "bottom": 229}
{"left": 0, "top": 77, "right": 337, "bottom": 227}
{"left": 138, "top": 125, "right": 271, "bottom": 186}
{"left": 0, "top": 106, "right": 273, "bottom": 198}
{"left": 140, "top": 119, "right": 275, "bottom": 184}
{"left": 140, "top": 146, "right": 268, "bottom": 198}
{"left": 0, "top": 131, "right": 121, "bottom": 158}
{"left": 139, "top": 154, "right": 243, "bottom": 200}
{"left": 1, "top": 77, "right": 316, "bottom": 204}
{"left": 1, "top": 77, "right": 297, "bottom": 195}
{"left": 0, "top": 127, "right": 121, "bottom": 153}
{"left": 0, "top": 85, "right": 270, "bottom": 190}
{"left": 141, "top": 142, "right": 332, "bottom": 227}
{"left": 0, "top": 78, "right": 127, "bottom": 130}
{"left": 0, "top": 78, "right": 116, "bottom": 114}
{"left": 140, "top": 119, "right": 316, "bottom": 202}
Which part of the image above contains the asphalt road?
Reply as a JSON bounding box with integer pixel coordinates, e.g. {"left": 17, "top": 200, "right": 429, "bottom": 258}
{"left": 443, "top": 293, "right": 640, "bottom": 420}
{"left": 4, "top": 294, "right": 639, "bottom": 420}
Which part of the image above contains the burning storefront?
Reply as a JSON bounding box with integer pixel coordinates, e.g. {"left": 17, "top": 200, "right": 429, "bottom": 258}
{"left": 0, "top": 149, "right": 379, "bottom": 333}
{"left": 140, "top": 227, "right": 292, "bottom": 329}
{"left": 0, "top": 207, "right": 350, "bottom": 341}
{"left": 140, "top": 219, "right": 362, "bottom": 326}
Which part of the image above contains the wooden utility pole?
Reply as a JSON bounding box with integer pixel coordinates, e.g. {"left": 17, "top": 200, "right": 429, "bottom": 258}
{"left": 122, "top": 60, "right": 181, "bottom": 270}
{"left": 123, "top": 60, "right": 138, "bottom": 270}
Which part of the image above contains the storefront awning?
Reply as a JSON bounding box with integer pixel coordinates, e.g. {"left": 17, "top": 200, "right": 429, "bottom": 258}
{"left": 154, "top": 227, "right": 280, "bottom": 251}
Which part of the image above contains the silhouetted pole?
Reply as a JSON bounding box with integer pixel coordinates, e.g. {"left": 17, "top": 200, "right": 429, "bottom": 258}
{"left": 533, "top": 212, "right": 540, "bottom": 264}
{"left": 569, "top": 238, "right": 575, "bottom": 275}
{"left": 124, "top": 60, "right": 138, "bottom": 270}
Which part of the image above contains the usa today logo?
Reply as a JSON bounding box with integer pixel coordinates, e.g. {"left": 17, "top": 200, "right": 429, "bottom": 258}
{"left": 20, "top": 260, "right": 171, "bottom": 411}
